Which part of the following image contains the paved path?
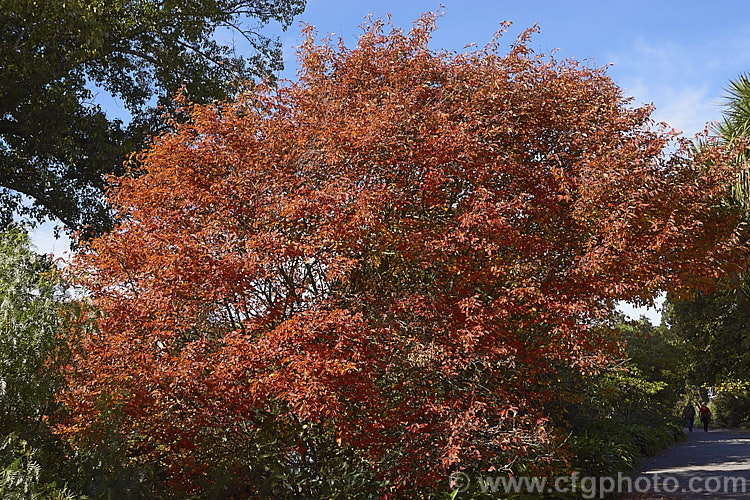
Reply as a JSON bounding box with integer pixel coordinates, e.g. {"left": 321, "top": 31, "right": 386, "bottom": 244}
{"left": 622, "top": 428, "right": 750, "bottom": 499}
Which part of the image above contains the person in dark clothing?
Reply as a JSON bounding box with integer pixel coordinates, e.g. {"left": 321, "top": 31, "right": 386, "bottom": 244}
{"left": 682, "top": 402, "right": 696, "bottom": 432}
{"left": 699, "top": 403, "right": 711, "bottom": 432}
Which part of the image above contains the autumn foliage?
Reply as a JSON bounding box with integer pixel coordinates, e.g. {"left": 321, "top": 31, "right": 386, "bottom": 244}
{"left": 59, "top": 13, "right": 747, "bottom": 496}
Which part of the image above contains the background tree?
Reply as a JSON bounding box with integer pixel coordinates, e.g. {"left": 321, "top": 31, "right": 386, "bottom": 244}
{"left": 59, "top": 14, "right": 750, "bottom": 496}
{"left": 664, "top": 291, "right": 750, "bottom": 389}
{"left": 663, "top": 290, "right": 750, "bottom": 426}
{"left": 574, "top": 318, "right": 686, "bottom": 424}
{"left": 0, "top": 227, "right": 76, "bottom": 497}
{"left": 0, "top": 0, "right": 305, "bottom": 237}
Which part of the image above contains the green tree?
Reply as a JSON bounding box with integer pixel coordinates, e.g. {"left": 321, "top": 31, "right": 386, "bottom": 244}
{"left": 0, "top": 227, "right": 76, "bottom": 497}
{"left": 554, "top": 316, "right": 686, "bottom": 427}
{"left": 1, "top": 0, "right": 305, "bottom": 237}
{"left": 599, "top": 319, "right": 685, "bottom": 422}
{"left": 0, "top": 228, "right": 65, "bottom": 435}
{"left": 664, "top": 292, "right": 750, "bottom": 388}
{"left": 665, "top": 290, "right": 750, "bottom": 426}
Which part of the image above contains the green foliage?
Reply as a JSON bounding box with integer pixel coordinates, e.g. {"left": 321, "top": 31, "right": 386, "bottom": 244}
{"left": 0, "top": 227, "right": 83, "bottom": 496}
{"left": 59, "top": 405, "right": 388, "bottom": 498}
{"left": 709, "top": 388, "right": 750, "bottom": 427}
{"left": 559, "top": 318, "right": 686, "bottom": 428}
{"left": 0, "top": 0, "right": 306, "bottom": 236}
{"left": 664, "top": 291, "right": 750, "bottom": 388}
{"left": 0, "top": 433, "right": 79, "bottom": 500}
{"left": 179, "top": 414, "right": 387, "bottom": 499}
{"left": 605, "top": 320, "right": 686, "bottom": 423}
{"left": 570, "top": 421, "right": 638, "bottom": 478}
{"left": 0, "top": 227, "right": 167, "bottom": 498}
{"left": 570, "top": 420, "right": 682, "bottom": 479}
{"left": 629, "top": 423, "right": 682, "bottom": 456}
{"left": 0, "top": 227, "right": 65, "bottom": 433}
{"left": 439, "top": 420, "right": 682, "bottom": 500}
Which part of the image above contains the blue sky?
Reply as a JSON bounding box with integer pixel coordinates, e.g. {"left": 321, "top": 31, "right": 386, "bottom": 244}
{"left": 31, "top": 0, "right": 750, "bottom": 322}
{"left": 276, "top": 0, "right": 750, "bottom": 137}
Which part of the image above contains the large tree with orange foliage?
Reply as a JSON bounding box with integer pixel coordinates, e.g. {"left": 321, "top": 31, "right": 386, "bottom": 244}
{"left": 59, "top": 13, "right": 748, "bottom": 497}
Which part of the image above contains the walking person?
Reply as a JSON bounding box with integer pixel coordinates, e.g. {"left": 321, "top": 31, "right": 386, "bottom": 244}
{"left": 682, "top": 401, "right": 696, "bottom": 432}
{"left": 699, "top": 403, "right": 711, "bottom": 432}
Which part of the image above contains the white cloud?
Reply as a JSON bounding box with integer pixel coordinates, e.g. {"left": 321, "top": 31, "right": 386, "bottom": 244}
{"left": 622, "top": 78, "right": 715, "bottom": 137}
{"left": 608, "top": 34, "right": 750, "bottom": 137}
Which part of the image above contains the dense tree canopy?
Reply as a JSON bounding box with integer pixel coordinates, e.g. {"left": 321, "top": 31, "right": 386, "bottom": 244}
{"left": 0, "top": 228, "right": 75, "bottom": 497}
{"left": 0, "top": 228, "right": 65, "bottom": 433}
{"left": 59, "top": 14, "right": 750, "bottom": 496}
{"left": 0, "top": 0, "right": 305, "bottom": 237}
{"left": 665, "top": 291, "right": 750, "bottom": 388}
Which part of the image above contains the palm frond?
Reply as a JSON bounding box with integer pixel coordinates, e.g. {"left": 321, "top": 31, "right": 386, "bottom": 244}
{"left": 715, "top": 72, "right": 750, "bottom": 142}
